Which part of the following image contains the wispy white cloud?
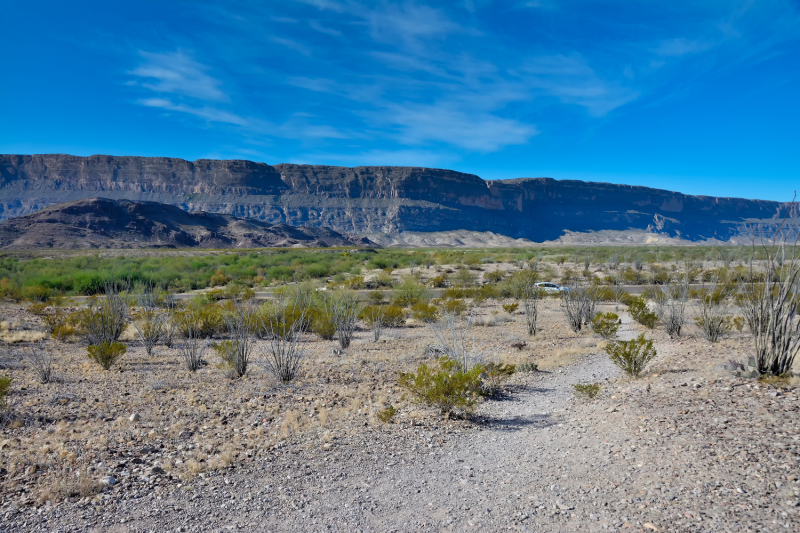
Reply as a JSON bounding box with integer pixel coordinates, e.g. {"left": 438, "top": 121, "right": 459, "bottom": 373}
{"left": 137, "top": 98, "right": 255, "bottom": 127}
{"left": 650, "top": 38, "right": 715, "bottom": 57}
{"left": 129, "top": 50, "right": 229, "bottom": 102}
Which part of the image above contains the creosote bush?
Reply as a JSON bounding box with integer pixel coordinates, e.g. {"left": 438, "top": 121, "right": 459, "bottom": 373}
{"left": 627, "top": 296, "right": 658, "bottom": 329}
{"left": 605, "top": 334, "right": 656, "bottom": 377}
{"left": 481, "top": 362, "right": 516, "bottom": 395}
{"left": 501, "top": 302, "right": 519, "bottom": 314}
{"left": 572, "top": 383, "right": 601, "bottom": 400}
{"left": 411, "top": 302, "right": 439, "bottom": 323}
{"left": 399, "top": 358, "right": 485, "bottom": 417}
{"left": 591, "top": 312, "right": 621, "bottom": 339}
{"left": 517, "top": 361, "right": 539, "bottom": 373}
{"left": 87, "top": 341, "right": 126, "bottom": 370}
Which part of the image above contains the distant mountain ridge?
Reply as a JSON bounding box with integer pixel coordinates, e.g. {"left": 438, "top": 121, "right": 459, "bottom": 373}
{"left": 0, "top": 198, "right": 373, "bottom": 249}
{"left": 0, "top": 154, "right": 789, "bottom": 243}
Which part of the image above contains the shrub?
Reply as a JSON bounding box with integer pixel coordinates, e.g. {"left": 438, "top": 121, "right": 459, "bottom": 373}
{"left": 175, "top": 306, "right": 208, "bottom": 372}
{"left": 87, "top": 341, "right": 127, "bottom": 370}
{"left": 76, "top": 291, "right": 128, "bottom": 345}
{"left": 605, "top": 334, "right": 656, "bottom": 377}
{"left": 22, "top": 341, "right": 54, "bottom": 384}
{"left": 309, "top": 308, "right": 336, "bottom": 340}
{"left": 694, "top": 315, "right": 732, "bottom": 343}
{"left": 411, "top": 302, "right": 439, "bottom": 323}
{"left": 481, "top": 362, "right": 515, "bottom": 395}
{"left": 591, "top": 312, "right": 621, "bottom": 339}
{"left": 0, "top": 374, "right": 12, "bottom": 410}
{"left": 429, "top": 274, "right": 449, "bottom": 288}
{"left": 502, "top": 302, "right": 519, "bottom": 314}
{"left": 399, "top": 358, "right": 485, "bottom": 416}
{"left": 436, "top": 297, "right": 468, "bottom": 316}
{"left": 393, "top": 277, "right": 429, "bottom": 307}
{"left": 258, "top": 292, "right": 309, "bottom": 382}
{"left": 484, "top": 271, "right": 505, "bottom": 283}
{"left": 175, "top": 301, "right": 223, "bottom": 339}
{"left": 732, "top": 315, "right": 745, "bottom": 332}
{"left": 572, "top": 383, "right": 601, "bottom": 400}
{"left": 517, "top": 361, "right": 539, "bottom": 373}
{"left": 209, "top": 269, "right": 230, "bottom": 287}
{"left": 22, "top": 285, "right": 52, "bottom": 302}
{"left": 627, "top": 296, "right": 658, "bottom": 329}
{"left": 377, "top": 405, "right": 397, "bottom": 423}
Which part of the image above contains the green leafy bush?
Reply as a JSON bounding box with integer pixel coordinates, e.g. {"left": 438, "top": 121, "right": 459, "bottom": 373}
{"left": 591, "top": 312, "right": 621, "bottom": 339}
{"left": 572, "top": 383, "right": 601, "bottom": 400}
{"left": 605, "top": 334, "right": 656, "bottom": 377}
{"left": 87, "top": 341, "right": 127, "bottom": 370}
{"left": 377, "top": 405, "right": 397, "bottom": 423}
{"left": 309, "top": 307, "right": 336, "bottom": 340}
{"left": 627, "top": 296, "right": 658, "bottom": 329}
{"left": 481, "top": 362, "right": 516, "bottom": 394}
{"left": 0, "top": 375, "right": 11, "bottom": 410}
{"left": 399, "top": 358, "right": 485, "bottom": 417}
{"left": 436, "top": 297, "right": 468, "bottom": 316}
{"left": 175, "top": 301, "right": 223, "bottom": 338}
{"left": 393, "top": 277, "right": 429, "bottom": 307}
{"left": 484, "top": 271, "right": 505, "bottom": 283}
{"left": 411, "top": 302, "right": 439, "bottom": 323}
{"left": 501, "top": 302, "right": 519, "bottom": 314}
{"left": 516, "top": 361, "right": 539, "bottom": 373}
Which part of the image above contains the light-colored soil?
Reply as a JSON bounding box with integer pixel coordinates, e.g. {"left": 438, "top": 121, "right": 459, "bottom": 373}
{"left": 1, "top": 300, "right": 798, "bottom": 532}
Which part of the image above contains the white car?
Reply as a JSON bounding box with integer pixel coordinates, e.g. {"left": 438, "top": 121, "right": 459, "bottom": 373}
{"left": 533, "top": 282, "right": 569, "bottom": 294}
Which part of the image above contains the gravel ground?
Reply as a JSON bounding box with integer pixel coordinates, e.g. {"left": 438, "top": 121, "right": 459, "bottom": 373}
{"left": 2, "top": 312, "right": 799, "bottom": 532}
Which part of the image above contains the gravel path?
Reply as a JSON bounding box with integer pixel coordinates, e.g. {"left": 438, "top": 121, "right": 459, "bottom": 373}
{"left": 5, "top": 314, "right": 799, "bottom": 532}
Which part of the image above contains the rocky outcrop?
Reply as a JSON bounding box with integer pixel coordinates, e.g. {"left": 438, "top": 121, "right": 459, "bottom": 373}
{"left": 0, "top": 197, "right": 374, "bottom": 250}
{"left": 0, "top": 154, "right": 789, "bottom": 242}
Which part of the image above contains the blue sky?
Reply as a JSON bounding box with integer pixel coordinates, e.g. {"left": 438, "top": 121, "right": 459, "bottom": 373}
{"left": 1, "top": 1, "right": 798, "bottom": 201}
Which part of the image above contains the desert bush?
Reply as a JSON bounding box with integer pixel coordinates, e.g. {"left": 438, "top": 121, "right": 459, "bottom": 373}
{"left": 428, "top": 274, "right": 449, "bottom": 288}
{"left": 436, "top": 297, "right": 468, "bottom": 317}
{"left": 360, "top": 304, "right": 386, "bottom": 341}
{"left": 732, "top": 315, "right": 746, "bottom": 332}
{"left": 0, "top": 374, "right": 11, "bottom": 410}
{"left": 572, "top": 383, "right": 601, "bottom": 400}
{"left": 393, "top": 277, "right": 429, "bottom": 307}
{"left": 516, "top": 361, "right": 539, "bottom": 373}
{"left": 694, "top": 285, "right": 732, "bottom": 343}
{"left": 605, "top": 334, "right": 656, "bottom": 377}
{"left": 399, "top": 358, "right": 485, "bottom": 416}
{"left": 77, "top": 290, "right": 128, "bottom": 345}
{"left": 502, "top": 302, "right": 519, "bottom": 314}
{"left": 309, "top": 307, "right": 336, "bottom": 340}
{"left": 411, "top": 302, "right": 439, "bottom": 323}
{"left": 452, "top": 268, "right": 477, "bottom": 288}
{"left": 344, "top": 275, "right": 365, "bottom": 289}
{"left": 561, "top": 284, "right": 596, "bottom": 333}
{"left": 377, "top": 405, "right": 397, "bottom": 423}
{"left": 521, "top": 283, "right": 542, "bottom": 336}
{"left": 591, "top": 312, "right": 621, "bottom": 339}
{"left": 657, "top": 277, "right": 689, "bottom": 338}
{"left": 87, "top": 341, "right": 126, "bottom": 370}
{"left": 320, "top": 289, "right": 361, "bottom": 349}
{"left": 174, "top": 305, "right": 208, "bottom": 372}
{"left": 430, "top": 308, "right": 495, "bottom": 370}
{"left": 209, "top": 269, "right": 230, "bottom": 287}
{"left": 481, "top": 362, "right": 515, "bottom": 395}
{"left": 132, "top": 287, "right": 168, "bottom": 356}
{"left": 22, "top": 285, "right": 53, "bottom": 302}
{"left": 175, "top": 300, "right": 223, "bottom": 339}
{"left": 22, "top": 341, "right": 54, "bottom": 383}
{"left": 367, "top": 290, "right": 386, "bottom": 305}
{"left": 219, "top": 301, "right": 255, "bottom": 378}
{"left": 627, "top": 296, "right": 658, "bottom": 329}
{"left": 259, "top": 292, "right": 309, "bottom": 382}
{"left": 736, "top": 224, "right": 800, "bottom": 375}
{"left": 484, "top": 271, "right": 505, "bottom": 283}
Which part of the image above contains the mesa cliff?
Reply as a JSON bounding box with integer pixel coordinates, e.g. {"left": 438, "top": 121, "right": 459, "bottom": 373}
{"left": 0, "top": 154, "right": 788, "bottom": 242}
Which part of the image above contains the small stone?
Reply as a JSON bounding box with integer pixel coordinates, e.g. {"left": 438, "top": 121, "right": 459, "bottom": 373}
{"left": 129, "top": 413, "right": 141, "bottom": 422}
{"left": 151, "top": 466, "right": 166, "bottom": 475}
{"left": 100, "top": 476, "right": 116, "bottom": 486}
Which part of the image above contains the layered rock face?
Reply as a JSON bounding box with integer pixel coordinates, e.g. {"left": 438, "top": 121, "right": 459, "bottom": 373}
{"left": 0, "top": 154, "right": 787, "bottom": 242}
{"left": 0, "top": 197, "right": 373, "bottom": 249}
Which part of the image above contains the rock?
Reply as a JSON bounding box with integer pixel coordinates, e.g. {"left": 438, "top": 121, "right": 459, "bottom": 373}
{"left": 150, "top": 466, "right": 166, "bottom": 475}
{"left": 129, "top": 413, "right": 140, "bottom": 422}
{"left": 100, "top": 476, "right": 116, "bottom": 486}
{"left": 0, "top": 154, "right": 782, "bottom": 244}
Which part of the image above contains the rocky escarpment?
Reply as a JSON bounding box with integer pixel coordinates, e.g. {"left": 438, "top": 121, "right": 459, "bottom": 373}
{"left": 0, "top": 198, "right": 374, "bottom": 249}
{"left": 0, "top": 154, "right": 789, "bottom": 242}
